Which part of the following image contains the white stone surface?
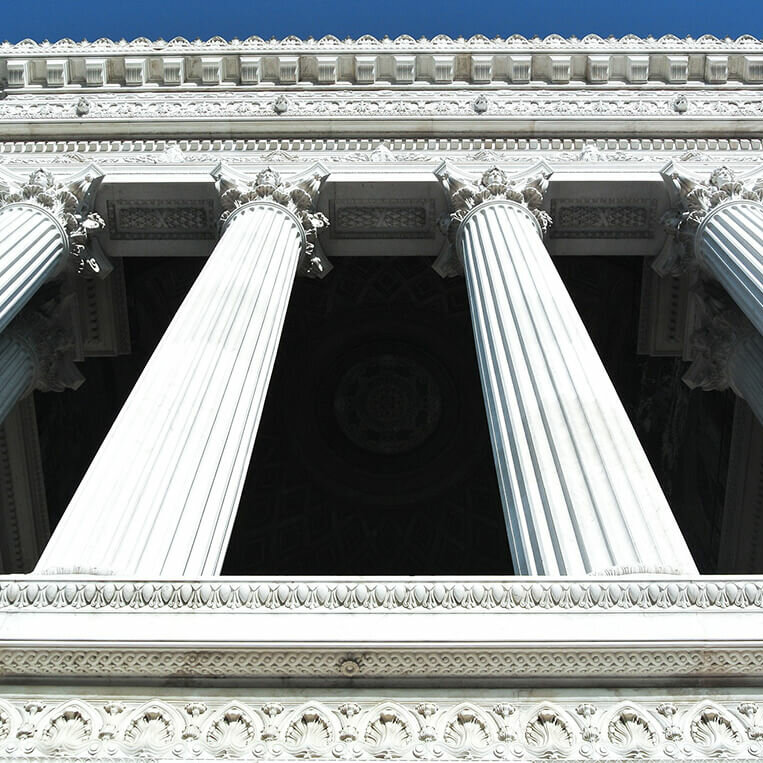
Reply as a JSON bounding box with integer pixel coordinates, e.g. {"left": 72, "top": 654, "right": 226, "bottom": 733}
{"left": 0, "top": 204, "right": 66, "bottom": 334}
{"left": 459, "top": 200, "right": 697, "bottom": 576}
{"left": 36, "top": 202, "right": 303, "bottom": 576}
{"left": 697, "top": 200, "right": 763, "bottom": 337}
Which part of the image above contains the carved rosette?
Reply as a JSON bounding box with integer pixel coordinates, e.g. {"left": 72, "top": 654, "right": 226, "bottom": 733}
{"left": 655, "top": 166, "right": 763, "bottom": 277}
{"left": 435, "top": 167, "right": 551, "bottom": 277}
{"left": 6, "top": 294, "right": 84, "bottom": 396}
{"left": 218, "top": 168, "right": 330, "bottom": 278}
{"left": 0, "top": 169, "right": 106, "bottom": 276}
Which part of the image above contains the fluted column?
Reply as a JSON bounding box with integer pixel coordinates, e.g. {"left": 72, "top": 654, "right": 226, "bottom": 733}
{"left": 37, "top": 169, "right": 328, "bottom": 576}
{"left": 656, "top": 167, "right": 763, "bottom": 336}
{"left": 0, "top": 334, "right": 35, "bottom": 423}
{"left": 444, "top": 167, "right": 697, "bottom": 576}
{"left": 697, "top": 200, "right": 763, "bottom": 336}
{"left": 0, "top": 170, "right": 105, "bottom": 333}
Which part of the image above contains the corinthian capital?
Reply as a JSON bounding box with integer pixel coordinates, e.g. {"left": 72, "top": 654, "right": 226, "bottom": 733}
{"left": 682, "top": 283, "right": 756, "bottom": 392}
{"left": 433, "top": 165, "right": 552, "bottom": 278}
{"left": 655, "top": 166, "right": 763, "bottom": 276}
{"left": 216, "top": 166, "right": 330, "bottom": 278}
{"left": 7, "top": 291, "right": 84, "bottom": 396}
{"left": 442, "top": 165, "right": 552, "bottom": 233}
{"left": 0, "top": 169, "right": 107, "bottom": 277}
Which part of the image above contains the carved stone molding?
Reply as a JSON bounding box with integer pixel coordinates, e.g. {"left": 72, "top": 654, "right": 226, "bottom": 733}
{"left": 655, "top": 166, "right": 763, "bottom": 277}
{"left": 4, "top": 577, "right": 763, "bottom": 613}
{"left": 4, "top": 90, "right": 763, "bottom": 132}
{"left": 0, "top": 169, "right": 107, "bottom": 277}
{"left": 4, "top": 645, "right": 763, "bottom": 681}
{"left": 682, "top": 285, "right": 757, "bottom": 392}
{"left": 217, "top": 167, "right": 330, "bottom": 277}
{"left": 0, "top": 694, "right": 762, "bottom": 760}
{"left": 0, "top": 139, "right": 762, "bottom": 167}
{"left": 2, "top": 33, "right": 763, "bottom": 53}
{"left": 434, "top": 166, "right": 550, "bottom": 277}
{"left": 5, "top": 295, "right": 84, "bottom": 396}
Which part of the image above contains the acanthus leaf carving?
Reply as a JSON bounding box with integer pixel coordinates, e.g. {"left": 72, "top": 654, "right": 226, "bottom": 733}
{"left": 655, "top": 166, "right": 763, "bottom": 277}
{"left": 681, "top": 283, "right": 758, "bottom": 392}
{"left": 217, "top": 167, "right": 331, "bottom": 278}
{"left": 442, "top": 165, "right": 552, "bottom": 235}
{"left": 0, "top": 169, "right": 107, "bottom": 277}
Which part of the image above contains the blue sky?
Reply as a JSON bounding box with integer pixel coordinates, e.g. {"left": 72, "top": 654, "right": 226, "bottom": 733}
{"left": 3, "top": 0, "right": 763, "bottom": 43}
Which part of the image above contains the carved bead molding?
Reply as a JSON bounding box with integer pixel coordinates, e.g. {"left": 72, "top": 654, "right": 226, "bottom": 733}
{"left": 217, "top": 166, "right": 330, "bottom": 277}
{"left": 0, "top": 695, "right": 762, "bottom": 760}
{"left": 6, "top": 294, "right": 84, "bottom": 395}
{"left": 654, "top": 166, "right": 763, "bottom": 276}
{"left": 0, "top": 169, "right": 107, "bottom": 276}
{"left": 4, "top": 577, "right": 763, "bottom": 612}
{"left": 434, "top": 166, "right": 551, "bottom": 276}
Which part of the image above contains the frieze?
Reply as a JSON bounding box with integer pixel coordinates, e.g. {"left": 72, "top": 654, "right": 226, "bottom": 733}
{"left": 3, "top": 90, "right": 763, "bottom": 123}
{"left": 0, "top": 695, "right": 763, "bottom": 760}
{"left": 3, "top": 577, "right": 763, "bottom": 612}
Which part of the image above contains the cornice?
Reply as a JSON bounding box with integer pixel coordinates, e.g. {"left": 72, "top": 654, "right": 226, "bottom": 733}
{"left": 2, "top": 34, "right": 763, "bottom": 53}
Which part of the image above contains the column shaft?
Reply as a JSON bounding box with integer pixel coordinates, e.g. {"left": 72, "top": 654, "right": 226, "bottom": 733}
{"left": 460, "top": 201, "right": 697, "bottom": 575}
{"left": 728, "top": 333, "right": 763, "bottom": 426}
{"left": 0, "top": 334, "right": 35, "bottom": 424}
{"left": 37, "top": 203, "right": 303, "bottom": 576}
{"left": 0, "top": 205, "right": 67, "bottom": 334}
{"left": 698, "top": 201, "right": 763, "bottom": 337}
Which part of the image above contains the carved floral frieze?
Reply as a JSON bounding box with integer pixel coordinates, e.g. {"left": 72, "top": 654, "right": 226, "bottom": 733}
{"left": 3, "top": 91, "right": 763, "bottom": 124}
{"left": 0, "top": 696, "right": 762, "bottom": 759}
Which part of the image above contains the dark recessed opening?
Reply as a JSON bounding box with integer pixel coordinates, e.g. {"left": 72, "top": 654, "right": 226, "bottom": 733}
{"left": 222, "top": 256, "right": 511, "bottom": 575}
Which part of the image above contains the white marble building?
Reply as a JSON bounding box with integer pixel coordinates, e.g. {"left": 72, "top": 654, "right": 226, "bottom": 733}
{"left": 0, "top": 33, "right": 762, "bottom": 761}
